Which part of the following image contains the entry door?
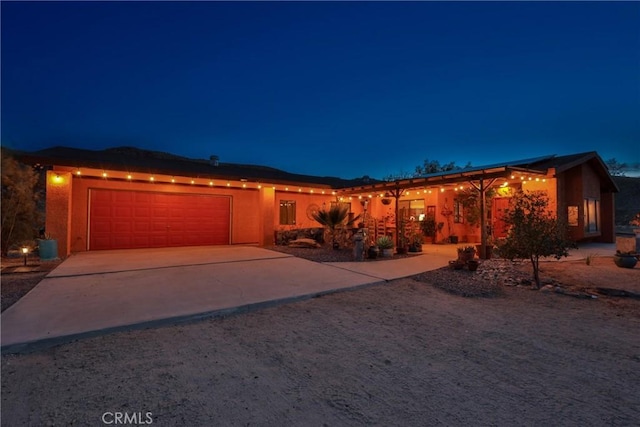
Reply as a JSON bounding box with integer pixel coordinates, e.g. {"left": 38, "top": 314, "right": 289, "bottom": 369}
{"left": 492, "top": 197, "right": 511, "bottom": 238}
{"left": 90, "top": 189, "right": 230, "bottom": 250}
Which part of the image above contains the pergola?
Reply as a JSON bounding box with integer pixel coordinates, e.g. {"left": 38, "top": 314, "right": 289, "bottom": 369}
{"left": 336, "top": 161, "right": 550, "bottom": 259}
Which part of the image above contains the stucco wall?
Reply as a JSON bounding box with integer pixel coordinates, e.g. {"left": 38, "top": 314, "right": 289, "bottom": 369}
{"left": 68, "top": 176, "right": 261, "bottom": 251}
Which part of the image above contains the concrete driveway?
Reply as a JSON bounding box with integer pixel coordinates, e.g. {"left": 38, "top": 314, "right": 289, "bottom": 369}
{"left": 1, "top": 246, "right": 450, "bottom": 353}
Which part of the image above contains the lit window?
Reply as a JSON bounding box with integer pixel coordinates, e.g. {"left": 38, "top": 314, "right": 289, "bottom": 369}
{"left": 453, "top": 200, "right": 464, "bottom": 223}
{"left": 279, "top": 200, "right": 296, "bottom": 225}
{"left": 583, "top": 198, "right": 600, "bottom": 233}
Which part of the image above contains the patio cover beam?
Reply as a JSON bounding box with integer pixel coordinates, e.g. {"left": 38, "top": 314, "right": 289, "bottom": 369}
{"left": 336, "top": 166, "right": 546, "bottom": 196}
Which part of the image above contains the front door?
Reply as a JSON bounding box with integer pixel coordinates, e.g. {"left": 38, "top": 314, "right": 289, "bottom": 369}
{"left": 492, "top": 197, "right": 511, "bottom": 238}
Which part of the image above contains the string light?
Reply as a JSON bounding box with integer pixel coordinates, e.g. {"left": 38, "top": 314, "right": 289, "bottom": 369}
{"left": 209, "top": 181, "right": 214, "bottom": 186}
{"left": 102, "top": 172, "right": 108, "bottom": 178}
{"left": 149, "top": 176, "right": 154, "bottom": 182}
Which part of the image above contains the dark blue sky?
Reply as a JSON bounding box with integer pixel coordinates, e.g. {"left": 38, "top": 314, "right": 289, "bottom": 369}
{"left": 2, "top": 2, "right": 639, "bottom": 179}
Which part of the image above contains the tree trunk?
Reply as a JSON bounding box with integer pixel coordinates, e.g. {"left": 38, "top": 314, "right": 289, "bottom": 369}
{"left": 531, "top": 255, "right": 541, "bottom": 288}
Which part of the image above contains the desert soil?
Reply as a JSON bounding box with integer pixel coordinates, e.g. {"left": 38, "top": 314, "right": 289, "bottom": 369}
{"left": 1, "top": 253, "right": 638, "bottom": 426}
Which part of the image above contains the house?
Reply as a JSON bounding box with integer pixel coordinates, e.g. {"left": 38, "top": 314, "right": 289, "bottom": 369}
{"left": 17, "top": 147, "right": 618, "bottom": 257}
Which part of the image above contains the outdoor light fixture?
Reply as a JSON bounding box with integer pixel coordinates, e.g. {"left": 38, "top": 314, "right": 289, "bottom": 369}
{"left": 53, "top": 174, "right": 62, "bottom": 183}
{"left": 150, "top": 176, "right": 155, "bottom": 182}
{"left": 102, "top": 172, "right": 108, "bottom": 178}
{"left": 21, "top": 247, "right": 28, "bottom": 266}
{"left": 171, "top": 177, "right": 176, "bottom": 183}
{"left": 209, "top": 181, "right": 214, "bottom": 186}
{"left": 76, "top": 170, "right": 81, "bottom": 176}
{"left": 191, "top": 180, "right": 195, "bottom": 184}
{"left": 127, "top": 174, "right": 133, "bottom": 180}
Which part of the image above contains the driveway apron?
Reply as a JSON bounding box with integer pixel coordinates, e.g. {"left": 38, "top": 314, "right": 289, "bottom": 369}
{"left": 3, "top": 246, "right": 430, "bottom": 353}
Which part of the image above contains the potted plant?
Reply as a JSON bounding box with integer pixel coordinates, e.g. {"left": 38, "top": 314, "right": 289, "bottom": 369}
{"left": 37, "top": 233, "right": 58, "bottom": 261}
{"left": 613, "top": 251, "right": 638, "bottom": 269}
{"left": 457, "top": 245, "right": 476, "bottom": 262}
{"left": 377, "top": 236, "right": 394, "bottom": 257}
{"left": 367, "top": 243, "right": 379, "bottom": 259}
{"left": 449, "top": 259, "right": 465, "bottom": 270}
{"left": 475, "top": 236, "right": 494, "bottom": 260}
{"left": 467, "top": 259, "right": 479, "bottom": 271}
{"left": 396, "top": 218, "right": 410, "bottom": 254}
{"left": 408, "top": 231, "right": 423, "bottom": 252}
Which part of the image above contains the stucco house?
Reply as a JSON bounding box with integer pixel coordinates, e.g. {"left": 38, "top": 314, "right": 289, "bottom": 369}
{"left": 17, "top": 147, "right": 618, "bottom": 257}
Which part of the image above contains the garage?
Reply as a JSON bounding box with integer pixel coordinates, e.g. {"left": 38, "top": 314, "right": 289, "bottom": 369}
{"left": 89, "top": 189, "right": 230, "bottom": 250}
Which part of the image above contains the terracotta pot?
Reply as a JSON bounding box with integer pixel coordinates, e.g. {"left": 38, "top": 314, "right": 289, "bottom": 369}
{"left": 467, "top": 260, "right": 479, "bottom": 271}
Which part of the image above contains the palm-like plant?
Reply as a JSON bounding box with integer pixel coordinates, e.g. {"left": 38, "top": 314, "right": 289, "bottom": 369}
{"left": 312, "top": 204, "right": 360, "bottom": 248}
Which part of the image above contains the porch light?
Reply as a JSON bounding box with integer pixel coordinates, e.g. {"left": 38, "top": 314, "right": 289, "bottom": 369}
{"left": 440, "top": 188, "right": 444, "bottom": 192}
{"left": 150, "top": 176, "right": 154, "bottom": 182}
{"left": 243, "top": 183, "right": 247, "bottom": 188}
{"left": 257, "top": 184, "right": 262, "bottom": 189}
{"left": 127, "top": 174, "right": 132, "bottom": 180}
{"left": 75, "top": 170, "right": 81, "bottom": 176}
{"left": 209, "top": 181, "right": 214, "bottom": 186}
{"left": 191, "top": 180, "right": 195, "bottom": 184}
{"left": 53, "top": 174, "right": 62, "bottom": 183}
{"left": 21, "top": 247, "right": 28, "bottom": 266}
{"left": 171, "top": 178, "right": 176, "bottom": 183}
{"left": 102, "top": 172, "right": 108, "bottom": 178}
{"left": 226, "top": 182, "right": 231, "bottom": 187}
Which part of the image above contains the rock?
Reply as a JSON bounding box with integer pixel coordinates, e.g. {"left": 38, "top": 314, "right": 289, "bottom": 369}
{"left": 540, "top": 284, "right": 554, "bottom": 292}
{"left": 288, "top": 238, "right": 321, "bottom": 248}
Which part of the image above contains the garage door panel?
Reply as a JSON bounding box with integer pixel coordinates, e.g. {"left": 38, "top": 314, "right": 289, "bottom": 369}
{"left": 90, "top": 189, "right": 230, "bottom": 250}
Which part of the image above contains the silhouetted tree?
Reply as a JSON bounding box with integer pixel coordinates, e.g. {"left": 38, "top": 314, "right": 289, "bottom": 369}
{"left": 605, "top": 158, "right": 627, "bottom": 176}
{"left": 1, "top": 155, "right": 41, "bottom": 255}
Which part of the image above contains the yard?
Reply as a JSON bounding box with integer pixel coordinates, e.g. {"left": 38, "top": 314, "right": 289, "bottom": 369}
{"left": 1, "top": 254, "right": 638, "bottom": 426}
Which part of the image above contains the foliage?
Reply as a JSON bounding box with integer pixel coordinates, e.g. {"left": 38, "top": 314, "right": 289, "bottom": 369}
{"left": 1, "top": 155, "right": 41, "bottom": 255}
{"left": 383, "top": 159, "right": 472, "bottom": 181}
{"left": 455, "top": 187, "right": 496, "bottom": 228}
{"left": 605, "top": 158, "right": 627, "bottom": 177}
{"left": 630, "top": 212, "right": 640, "bottom": 227}
{"left": 420, "top": 215, "right": 436, "bottom": 237}
{"left": 311, "top": 204, "right": 360, "bottom": 247}
{"left": 457, "top": 246, "right": 475, "bottom": 253}
{"left": 376, "top": 235, "right": 394, "bottom": 249}
{"left": 497, "top": 190, "right": 574, "bottom": 288}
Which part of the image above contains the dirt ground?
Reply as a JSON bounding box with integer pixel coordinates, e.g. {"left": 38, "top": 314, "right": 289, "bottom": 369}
{"left": 1, "top": 255, "right": 638, "bottom": 426}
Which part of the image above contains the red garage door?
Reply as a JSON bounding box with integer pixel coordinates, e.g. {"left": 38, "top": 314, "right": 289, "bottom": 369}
{"left": 90, "top": 189, "right": 230, "bottom": 250}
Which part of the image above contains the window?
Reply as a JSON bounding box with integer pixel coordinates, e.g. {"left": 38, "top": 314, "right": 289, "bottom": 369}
{"left": 399, "top": 199, "right": 425, "bottom": 220}
{"left": 583, "top": 198, "right": 600, "bottom": 233}
{"left": 280, "top": 200, "right": 296, "bottom": 225}
{"left": 453, "top": 200, "right": 463, "bottom": 223}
